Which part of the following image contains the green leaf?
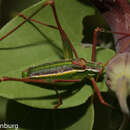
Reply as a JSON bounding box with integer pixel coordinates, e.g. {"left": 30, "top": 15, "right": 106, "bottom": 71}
{"left": 0, "top": 0, "right": 114, "bottom": 110}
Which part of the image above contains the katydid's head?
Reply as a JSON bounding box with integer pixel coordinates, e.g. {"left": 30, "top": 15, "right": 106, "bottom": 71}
{"left": 106, "top": 52, "right": 130, "bottom": 115}
{"left": 72, "top": 58, "right": 86, "bottom": 69}
{"left": 72, "top": 58, "right": 103, "bottom": 73}
{"left": 22, "top": 69, "right": 28, "bottom": 78}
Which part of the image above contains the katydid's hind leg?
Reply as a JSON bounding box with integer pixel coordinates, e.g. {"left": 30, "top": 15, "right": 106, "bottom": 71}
{"left": 52, "top": 79, "right": 81, "bottom": 109}
{"left": 90, "top": 77, "right": 114, "bottom": 109}
{"left": 0, "top": 0, "right": 78, "bottom": 59}
{"left": 19, "top": 0, "right": 79, "bottom": 59}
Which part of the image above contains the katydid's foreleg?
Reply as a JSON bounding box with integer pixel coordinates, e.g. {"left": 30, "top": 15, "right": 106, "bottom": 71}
{"left": 91, "top": 28, "right": 130, "bottom": 60}
{"left": 91, "top": 27, "right": 119, "bottom": 62}
{"left": 91, "top": 27, "right": 104, "bottom": 62}
{"left": 91, "top": 28, "right": 106, "bottom": 82}
{"left": 90, "top": 77, "right": 113, "bottom": 108}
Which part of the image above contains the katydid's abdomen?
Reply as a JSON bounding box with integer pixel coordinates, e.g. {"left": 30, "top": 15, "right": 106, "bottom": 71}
{"left": 22, "top": 59, "right": 102, "bottom": 85}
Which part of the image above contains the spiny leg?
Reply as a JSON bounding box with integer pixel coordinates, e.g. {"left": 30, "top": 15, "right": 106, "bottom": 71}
{"left": 91, "top": 27, "right": 104, "bottom": 62}
{"left": 91, "top": 28, "right": 130, "bottom": 66}
{"left": 91, "top": 28, "right": 106, "bottom": 81}
{"left": 91, "top": 27, "right": 130, "bottom": 62}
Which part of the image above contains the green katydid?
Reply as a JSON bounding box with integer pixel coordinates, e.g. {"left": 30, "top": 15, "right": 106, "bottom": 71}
{"left": 0, "top": 0, "right": 113, "bottom": 109}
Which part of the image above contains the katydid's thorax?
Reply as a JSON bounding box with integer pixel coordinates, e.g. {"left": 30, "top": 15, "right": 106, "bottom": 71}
{"left": 22, "top": 59, "right": 102, "bottom": 80}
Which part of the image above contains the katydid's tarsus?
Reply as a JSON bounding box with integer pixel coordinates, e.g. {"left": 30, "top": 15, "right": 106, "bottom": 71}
{"left": 0, "top": 0, "right": 110, "bottom": 109}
